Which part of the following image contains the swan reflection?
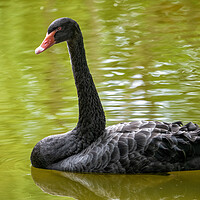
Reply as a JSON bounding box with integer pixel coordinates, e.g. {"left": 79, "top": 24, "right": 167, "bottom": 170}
{"left": 31, "top": 167, "right": 200, "bottom": 200}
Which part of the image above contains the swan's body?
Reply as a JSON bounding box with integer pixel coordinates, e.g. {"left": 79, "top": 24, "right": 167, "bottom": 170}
{"left": 31, "top": 18, "right": 200, "bottom": 173}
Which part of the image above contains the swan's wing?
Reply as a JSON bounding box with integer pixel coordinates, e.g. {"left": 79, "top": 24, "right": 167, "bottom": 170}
{"left": 143, "top": 121, "right": 200, "bottom": 172}
{"left": 106, "top": 120, "right": 200, "bottom": 173}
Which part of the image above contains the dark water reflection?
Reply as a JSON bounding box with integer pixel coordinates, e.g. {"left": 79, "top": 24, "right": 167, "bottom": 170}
{"left": 1, "top": 0, "right": 200, "bottom": 200}
{"left": 32, "top": 167, "right": 200, "bottom": 200}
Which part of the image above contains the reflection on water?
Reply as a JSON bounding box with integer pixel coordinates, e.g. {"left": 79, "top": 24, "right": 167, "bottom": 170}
{"left": 32, "top": 167, "right": 200, "bottom": 200}
{"left": 1, "top": 0, "right": 200, "bottom": 200}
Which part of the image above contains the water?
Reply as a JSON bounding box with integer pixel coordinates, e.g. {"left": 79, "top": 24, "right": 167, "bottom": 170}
{"left": 32, "top": 168, "right": 200, "bottom": 200}
{"left": 1, "top": 0, "right": 200, "bottom": 199}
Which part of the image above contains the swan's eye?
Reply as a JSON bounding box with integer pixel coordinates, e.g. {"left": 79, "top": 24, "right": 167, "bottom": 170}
{"left": 57, "top": 27, "right": 62, "bottom": 31}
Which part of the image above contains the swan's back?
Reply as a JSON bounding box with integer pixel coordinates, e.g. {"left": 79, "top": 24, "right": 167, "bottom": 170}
{"left": 106, "top": 120, "right": 200, "bottom": 173}
{"left": 48, "top": 120, "right": 200, "bottom": 173}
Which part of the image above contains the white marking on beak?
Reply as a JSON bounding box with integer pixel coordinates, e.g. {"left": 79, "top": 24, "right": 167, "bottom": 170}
{"left": 35, "top": 46, "right": 45, "bottom": 54}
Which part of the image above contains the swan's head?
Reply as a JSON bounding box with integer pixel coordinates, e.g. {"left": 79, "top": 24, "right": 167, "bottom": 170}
{"left": 35, "top": 17, "right": 80, "bottom": 54}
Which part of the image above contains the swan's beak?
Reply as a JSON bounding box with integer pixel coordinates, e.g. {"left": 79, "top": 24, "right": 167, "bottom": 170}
{"left": 35, "top": 30, "right": 57, "bottom": 54}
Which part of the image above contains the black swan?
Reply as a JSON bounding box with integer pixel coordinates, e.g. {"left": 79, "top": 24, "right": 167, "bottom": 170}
{"left": 31, "top": 17, "right": 200, "bottom": 173}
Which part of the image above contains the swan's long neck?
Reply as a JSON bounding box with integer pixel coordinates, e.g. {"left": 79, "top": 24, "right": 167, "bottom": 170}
{"left": 67, "top": 32, "right": 106, "bottom": 141}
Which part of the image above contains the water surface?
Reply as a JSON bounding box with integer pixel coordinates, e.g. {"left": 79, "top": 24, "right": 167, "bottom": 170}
{"left": 1, "top": 0, "right": 200, "bottom": 199}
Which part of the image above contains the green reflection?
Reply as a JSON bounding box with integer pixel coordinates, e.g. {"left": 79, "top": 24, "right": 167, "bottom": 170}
{"left": 1, "top": 0, "right": 200, "bottom": 200}
{"left": 32, "top": 167, "right": 200, "bottom": 200}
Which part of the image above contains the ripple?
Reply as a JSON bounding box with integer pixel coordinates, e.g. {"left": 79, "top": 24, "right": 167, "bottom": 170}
{"left": 149, "top": 70, "right": 177, "bottom": 77}
{"left": 102, "top": 80, "right": 130, "bottom": 87}
{"left": 130, "top": 80, "right": 144, "bottom": 88}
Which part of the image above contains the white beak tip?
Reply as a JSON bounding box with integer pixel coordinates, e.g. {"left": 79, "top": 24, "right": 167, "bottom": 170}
{"left": 35, "top": 46, "right": 45, "bottom": 54}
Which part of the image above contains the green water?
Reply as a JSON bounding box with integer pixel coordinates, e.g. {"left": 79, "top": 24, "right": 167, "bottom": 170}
{"left": 1, "top": 0, "right": 200, "bottom": 199}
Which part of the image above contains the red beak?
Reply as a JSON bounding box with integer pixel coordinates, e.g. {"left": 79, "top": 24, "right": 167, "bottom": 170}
{"left": 35, "top": 30, "right": 57, "bottom": 54}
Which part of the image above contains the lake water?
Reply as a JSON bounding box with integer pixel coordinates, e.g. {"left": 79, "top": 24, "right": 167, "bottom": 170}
{"left": 1, "top": 0, "right": 200, "bottom": 200}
